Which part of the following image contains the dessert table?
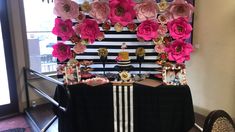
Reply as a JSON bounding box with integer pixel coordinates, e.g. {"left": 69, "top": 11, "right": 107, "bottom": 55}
{"left": 54, "top": 82, "right": 195, "bottom": 132}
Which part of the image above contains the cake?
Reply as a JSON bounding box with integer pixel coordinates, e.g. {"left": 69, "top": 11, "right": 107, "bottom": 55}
{"left": 117, "top": 51, "right": 131, "bottom": 67}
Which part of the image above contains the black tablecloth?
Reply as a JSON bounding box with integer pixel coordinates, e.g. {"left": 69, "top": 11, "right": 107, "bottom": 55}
{"left": 54, "top": 83, "right": 195, "bottom": 132}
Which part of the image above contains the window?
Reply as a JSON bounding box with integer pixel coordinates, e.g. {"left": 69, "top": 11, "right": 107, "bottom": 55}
{"left": 23, "top": 0, "right": 57, "bottom": 73}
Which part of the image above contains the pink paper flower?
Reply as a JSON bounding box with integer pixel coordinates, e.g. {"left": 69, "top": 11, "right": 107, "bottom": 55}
{"left": 134, "top": 0, "right": 158, "bottom": 22}
{"left": 109, "top": 0, "right": 136, "bottom": 26}
{"left": 158, "top": 24, "right": 168, "bottom": 36}
{"left": 73, "top": 43, "right": 86, "bottom": 54}
{"left": 165, "top": 40, "right": 193, "bottom": 63}
{"left": 89, "top": 1, "right": 110, "bottom": 23}
{"left": 52, "top": 18, "right": 75, "bottom": 41}
{"left": 74, "top": 19, "right": 100, "bottom": 43}
{"left": 52, "top": 42, "right": 72, "bottom": 62}
{"left": 155, "top": 44, "right": 165, "bottom": 53}
{"left": 157, "top": 12, "right": 173, "bottom": 24}
{"left": 137, "top": 20, "right": 159, "bottom": 41}
{"left": 168, "top": 0, "right": 194, "bottom": 19}
{"left": 167, "top": 17, "right": 192, "bottom": 40}
{"left": 53, "top": 0, "right": 80, "bottom": 20}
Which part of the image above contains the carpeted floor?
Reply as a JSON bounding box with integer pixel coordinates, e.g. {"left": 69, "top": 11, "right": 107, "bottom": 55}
{"left": 0, "top": 115, "right": 31, "bottom": 132}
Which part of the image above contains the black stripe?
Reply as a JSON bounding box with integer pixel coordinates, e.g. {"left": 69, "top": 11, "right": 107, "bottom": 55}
{"left": 91, "top": 68, "right": 160, "bottom": 72}
{"left": 74, "top": 59, "right": 157, "bottom": 63}
{"left": 128, "top": 86, "right": 131, "bottom": 132}
{"left": 116, "top": 86, "right": 120, "bottom": 132}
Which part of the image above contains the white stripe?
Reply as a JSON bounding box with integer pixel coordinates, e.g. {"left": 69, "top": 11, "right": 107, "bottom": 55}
{"left": 82, "top": 49, "right": 155, "bottom": 53}
{"left": 104, "top": 34, "right": 137, "bottom": 38}
{"left": 119, "top": 86, "right": 123, "bottom": 132}
{"left": 124, "top": 86, "right": 128, "bottom": 132}
{"left": 113, "top": 86, "right": 118, "bottom": 132}
{"left": 90, "top": 64, "right": 161, "bottom": 68}
{"left": 61, "top": 41, "right": 154, "bottom": 46}
{"left": 130, "top": 85, "right": 134, "bottom": 132}
{"left": 75, "top": 56, "right": 157, "bottom": 60}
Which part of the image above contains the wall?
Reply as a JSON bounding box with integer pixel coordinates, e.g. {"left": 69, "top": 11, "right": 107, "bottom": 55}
{"left": 187, "top": 0, "right": 235, "bottom": 118}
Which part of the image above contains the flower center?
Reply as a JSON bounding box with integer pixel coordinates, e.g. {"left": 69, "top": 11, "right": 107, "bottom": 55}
{"left": 176, "top": 5, "right": 185, "bottom": 14}
{"left": 176, "top": 45, "right": 182, "bottom": 52}
{"left": 177, "top": 26, "right": 183, "bottom": 32}
{"left": 59, "top": 45, "right": 66, "bottom": 52}
{"left": 60, "top": 25, "right": 67, "bottom": 32}
{"left": 63, "top": 4, "right": 71, "bottom": 12}
{"left": 115, "top": 5, "right": 125, "bottom": 16}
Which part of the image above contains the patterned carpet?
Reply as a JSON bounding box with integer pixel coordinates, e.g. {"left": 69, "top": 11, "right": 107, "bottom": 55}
{"left": 0, "top": 115, "right": 31, "bottom": 132}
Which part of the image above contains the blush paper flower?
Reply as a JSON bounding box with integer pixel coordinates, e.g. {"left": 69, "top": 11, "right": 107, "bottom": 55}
{"left": 168, "top": 0, "right": 194, "bottom": 19}
{"left": 52, "top": 18, "right": 75, "bottom": 41}
{"left": 109, "top": 0, "right": 136, "bottom": 26}
{"left": 54, "top": 0, "right": 80, "bottom": 20}
{"left": 134, "top": 0, "right": 158, "bottom": 22}
{"left": 158, "top": 24, "right": 168, "bottom": 36}
{"left": 165, "top": 40, "right": 193, "bottom": 63}
{"left": 137, "top": 20, "right": 159, "bottom": 41}
{"left": 154, "top": 44, "right": 165, "bottom": 53}
{"left": 74, "top": 19, "right": 100, "bottom": 43}
{"left": 73, "top": 43, "right": 86, "bottom": 54}
{"left": 52, "top": 42, "right": 72, "bottom": 62}
{"left": 89, "top": 1, "right": 110, "bottom": 23}
{"left": 167, "top": 17, "right": 192, "bottom": 40}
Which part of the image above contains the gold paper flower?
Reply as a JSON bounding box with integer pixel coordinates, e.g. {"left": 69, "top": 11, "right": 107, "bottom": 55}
{"left": 114, "top": 23, "right": 123, "bottom": 32}
{"left": 157, "top": 0, "right": 169, "bottom": 12}
{"left": 119, "top": 71, "right": 131, "bottom": 81}
{"left": 136, "top": 47, "right": 145, "bottom": 57}
{"left": 81, "top": 1, "right": 91, "bottom": 13}
{"left": 98, "top": 48, "right": 108, "bottom": 57}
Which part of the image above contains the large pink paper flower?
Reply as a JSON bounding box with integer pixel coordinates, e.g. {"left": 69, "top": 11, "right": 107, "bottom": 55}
{"left": 74, "top": 19, "right": 100, "bottom": 43}
{"left": 165, "top": 40, "right": 193, "bottom": 63}
{"left": 109, "top": 0, "right": 136, "bottom": 26}
{"left": 52, "top": 18, "right": 75, "bottom": 41}
{"left": 137, "top": 20, "right": 159, "bottom": 41}
{"left": 54, "top": 0, "right": 80, "bottom": 20}
{"left": 168, "top": 0, "right": 194, "bottom": 19}
{"left": 89, "top": 1, "right": 110, "bottom": 23}
{"left": 167, "top": 17, "right": 192, "bottom": 40}
{"left": 52, "top": 42, "right": 72, "bottom": 62}
{"left": 134, "top": 0, "right": 158, "bottom": 22}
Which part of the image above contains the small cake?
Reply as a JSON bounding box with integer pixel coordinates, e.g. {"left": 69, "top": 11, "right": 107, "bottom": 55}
{"left": 117, "top": 51, "right": 131, "bottom": 67}
{"left": 115, "top": 43, "right": 133, "bottom": 71}
{"left": 118, "top": 51, "right": 129, "bottom": 60}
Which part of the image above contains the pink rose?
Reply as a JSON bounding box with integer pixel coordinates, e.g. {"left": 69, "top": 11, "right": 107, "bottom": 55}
{"left": 165, "top": 40, "right": 193, "bottom": 63}
{"left": 154, "top": 44, "right": 165, "bottom": 53}
{"left": 134, "top": 0, "right": 158, "bottom": 22}
{"left": 168, "top": 0, "right": 194, "bottom": 19}
{"left": 74, "top": 19, "right": 100, "bottom": 44}
{"left": 54, "top": 0, "right": 80, "bottom": 20}
{"left": 137, "top": 20, "right": 159, "bottom": 41}
{"left": 52, "top": 18, "right": 75, "bottom": 41}
{"left": 89, "top": 1, "right": 110, "bottom": 23}
{"left": 73, "top": 43, "right": 86, "bottom": 54}
{"left": 167, "top": 17, "right": 192, "bottom": 40}
{"left": 52, "top": 42, "right": 72, "bottom": 62}
{"left": 109, "top": 0, "right": 136, "bottom": 26}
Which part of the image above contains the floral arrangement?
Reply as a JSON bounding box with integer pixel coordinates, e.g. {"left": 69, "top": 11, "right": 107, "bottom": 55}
{"left": 51, "top": 0, "right": 194, "bottom": 65}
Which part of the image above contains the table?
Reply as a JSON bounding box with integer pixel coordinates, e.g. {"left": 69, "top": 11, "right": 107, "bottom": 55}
{"left": 54, "top": 83, "right": 195, "bottom": 132}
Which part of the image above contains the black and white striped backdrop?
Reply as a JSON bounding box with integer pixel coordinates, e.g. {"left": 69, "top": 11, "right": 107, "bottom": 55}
{"left": 58, "top": 19, "right": 161, "bottom": 75}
